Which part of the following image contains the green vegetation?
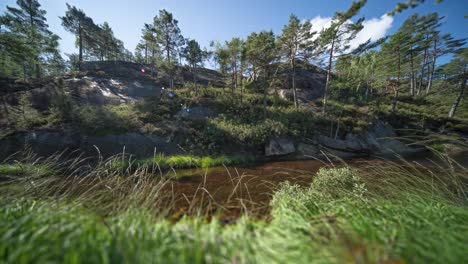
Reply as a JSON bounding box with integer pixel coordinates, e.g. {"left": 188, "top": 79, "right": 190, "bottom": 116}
{"left": 0, "top": 154, "right": 466, "bottom": 263}
{"left": 0, "top": 163, "right": 53, "bottom": 177}
{"left": 0, "top": 1, "right": 467, "bottom": 262}
{"left": 127, "top": 154, "right": 256, "bottom": 171}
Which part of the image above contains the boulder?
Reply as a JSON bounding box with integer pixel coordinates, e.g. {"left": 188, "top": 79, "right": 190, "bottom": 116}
{"left": 313, "top": 121, "right": 423, "bottom": 157}
{"left": 296, "top": 143, "right": 320, "bottom": 157}
{"left": 265, "top": 137, "right": 295, "bottom": 156}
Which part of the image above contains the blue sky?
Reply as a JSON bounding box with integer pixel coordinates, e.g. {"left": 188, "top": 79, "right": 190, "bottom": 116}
{"left": 1, "top": 0, "right": 466, "bottom": 65}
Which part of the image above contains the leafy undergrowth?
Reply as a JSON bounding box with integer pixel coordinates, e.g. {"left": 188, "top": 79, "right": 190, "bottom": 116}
{"left": 0, "top": 152, "right": 467, "bottom": 263}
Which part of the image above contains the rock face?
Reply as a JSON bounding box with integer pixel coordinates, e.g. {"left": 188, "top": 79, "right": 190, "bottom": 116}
{"left": 296, "top": 121, "right": 424, "bottom": 158}
{"left": 265, "top": 137, "right": 296, "bottom": 156}
{"left": 275, "top": 61, "right": 327, "bottom": 101}
{"left": 0, "top": 130, "right": 182, "bottom": 160}
{"left": 0, "top": 61, "right": 227, "bottom": 112}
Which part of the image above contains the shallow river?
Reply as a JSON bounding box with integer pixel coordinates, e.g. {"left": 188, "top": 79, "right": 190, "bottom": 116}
{"left": 162, "top": 151, "right": 467, "bottom": 219}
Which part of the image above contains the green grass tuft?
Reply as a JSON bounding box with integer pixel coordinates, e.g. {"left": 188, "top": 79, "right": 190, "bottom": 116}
{"left": 0, "top": 163, "right": 54, "bottom": 177}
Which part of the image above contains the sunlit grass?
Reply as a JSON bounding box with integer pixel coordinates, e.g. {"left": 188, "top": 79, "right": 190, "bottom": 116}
{"left": 135, "top": 154, "right": 256, "bottom": 171}
{"left": 0, "top": 149, "right": 467, "bottom": 263}
{"left": 0, "top": 163, "right": 54, "bottom": 177}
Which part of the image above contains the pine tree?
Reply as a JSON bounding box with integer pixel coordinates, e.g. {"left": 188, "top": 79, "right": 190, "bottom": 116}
{"left": 61, "top": 4, "right": 94, "bottom": 70}
{"left": 278, "top": 14, "right": 317, "bottom": 108}
{"left": 226, "top": 38, "right": 243, "bottom": 94}
{"left": 244, "top": 31, "right": 276, "bottom": 116}
{"left": 2, "top": 0, "right": 62, "bottom": 78}
{"left": 438, "top": 48, "right": 467, "bottom": 118}
{"left": 319, "top": 0, "right": 367, "bottom": 112}
{"left": 182, "top": 39, "right": 206, "bottom": 96}
{"left": 153, "top": 9, "right": 184, "bottom": 89}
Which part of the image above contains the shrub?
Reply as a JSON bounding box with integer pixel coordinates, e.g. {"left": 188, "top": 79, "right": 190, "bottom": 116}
{"left": 75, "top": 104, "right": 143, "bottom": 133}
{"left": 10, "top": 93, "right": 47, "bottom": 129}
{"left": 311, "top": 167, "right": 367, "bottom": 198}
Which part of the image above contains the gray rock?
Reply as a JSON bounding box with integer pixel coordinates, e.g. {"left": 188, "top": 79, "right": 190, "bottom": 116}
{"left": 296, "top": 143, "right": 320, "bottom": 157}
{"left": 0, "top": 131, "right": 181, "bottom": 160}
{"left": 310, "top": 121, "right": 422, "bottom": 158}
{"left": 265, "top": 137, "right": 295, "bottom": 156}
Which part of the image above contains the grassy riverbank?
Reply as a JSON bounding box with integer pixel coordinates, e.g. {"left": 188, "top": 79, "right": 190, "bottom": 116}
{"left": 0, "top": 152, "right": 467, "bottom": 263}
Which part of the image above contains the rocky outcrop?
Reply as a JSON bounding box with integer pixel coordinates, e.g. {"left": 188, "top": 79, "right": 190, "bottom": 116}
{"left": 265, "top": 137, "right": 296, "bottom": 156}
{"left": 275, "top": 121, "right": 424, "bottom": 160}
{"left": 0, "top": 130, "right": 182, "bottom": 160}
{"left": 296, "top": 121, "right": 424, "bottom": 158}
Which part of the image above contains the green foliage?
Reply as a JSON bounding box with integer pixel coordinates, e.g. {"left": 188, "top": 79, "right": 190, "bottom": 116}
{"left": 153, "top": 9, "right": 184, "bottom": 71}
{"left": 61, "top": 4, "right": 131, "bottom": 66}
{"left": 10, "top": 93, "right": 47, "bottom": 129}
{"left": 75, "top": 104, "right": 143, "bottom": 133}
{"left": 1, "top": 0, "right": 64, "bottom": 78}
{"left": 311, "top": 167, "right": 367, "bottom": 198}
{"left": 138, "top": 154, "right": 255, "bottom": 171}
{"left": 0, "top": 163, "right": 53, "bottom": 177}
{"left": 0, "top": 163, "right": 467, "bottom": 263}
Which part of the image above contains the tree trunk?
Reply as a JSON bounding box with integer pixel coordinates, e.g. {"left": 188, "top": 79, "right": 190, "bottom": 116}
{"left": 35, "top": 61, "right": 40, "bottom": 79}
{"left": 448, "top": 80, "right": 465, "bottom": 118}
{"left": 392, "top": 49, "right": 401, "bottom": 112}
{"left": 193, "top": 65, "right": 198, "bottom": 96}
{"left": 417, "top": 47, "right": 428, "bottom": 96}
{"left": 391, "top": 89, "right": 399, "bottom": 112}
{"left": 144, "top": 43, "right": 148, "bottom": 63}
{"left": 323, "top": 36, "right": 336, "bottom": 113}
{"left": 365, "top": 80, "right": 369, "bottom": 99}
{"left": 263, "top": 69, "right": 269, "bottom": 118}
{"left": 78, "top": 22, "right": 83, "bottom": 71}
{"left": 291, "top": 59, "right": 298, "bottom": 108}
{"left": 409, "top": 49, "right": 415, "bottom": 96}
{"left": 426, "top": 39, "right": 437, "bottom": 95}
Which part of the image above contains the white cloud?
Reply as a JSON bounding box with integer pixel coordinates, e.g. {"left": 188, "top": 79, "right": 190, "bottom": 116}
{"left": 309, "top": 14, "right": 393, "bottom": 50}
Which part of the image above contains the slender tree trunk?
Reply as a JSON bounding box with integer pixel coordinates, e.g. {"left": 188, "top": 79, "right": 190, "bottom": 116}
{"left": 263, "top": 68, "right": 269, "bottom": 118}
{"left": 192, "top": 65, "right": 198, "bottom": 96}
{"left": 291, "top": 59, "right": 298, "bottom": 108}
{"left": 392, "top": 89, "right": 399, "bottom": 112}
{"left": 392, "top": 50, "right": 401, "bottom": 112}
{"left": 234, "top": 63, "right": 238, "bottom": 91}
{"left": 417, "top": 48, "right": 428, "bottom": 96}
{"left": 323, "top": 36, "right": 336, "bottom": 113}
{"left": 356, "top": 81, "right": 361, "bottom": 93}
{"left": 426, "top": 39, "right": 437, "bottom": 95}
{"left": 34, "top": 61, "right": 40, "bottom": 79}
{"left": 144, "top": 43, "right": 148, "bottom": 63}
{"left": 270, "top": 66, "right": 280, "bottom": 96}
{"left": 29, "top": 9, "right": 41, "bottom": 79}
{"left": 23, "top": 64, "right": 27, "bottom": 80}
{"left": 78, "top": 22, "right": 83, "bottom": 71}
{"left": 410, "top": 49, "right": 415, "bottom": 96}
{"left": 365, "top": 80, "right": 370, "bottom": 99}
{"left": 448, "top": 80, "right": 465, "bottom": 118}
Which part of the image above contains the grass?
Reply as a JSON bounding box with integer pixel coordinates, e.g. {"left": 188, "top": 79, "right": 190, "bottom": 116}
{"left": 0, "top": 163, "right": 53, "bottom": 177}
{"left": 0, "top": 149, "right": 467, "bottom": 263}
{"left": 136, "top": 153, "right": 257, "bottom": 171}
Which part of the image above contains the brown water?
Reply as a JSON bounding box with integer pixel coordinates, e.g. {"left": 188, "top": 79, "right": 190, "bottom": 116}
{"left": 163, "top": 159, "right": 366, "bottom": 219}
{"left": 163, "top": 151, "right": 467, "bottom": 220}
